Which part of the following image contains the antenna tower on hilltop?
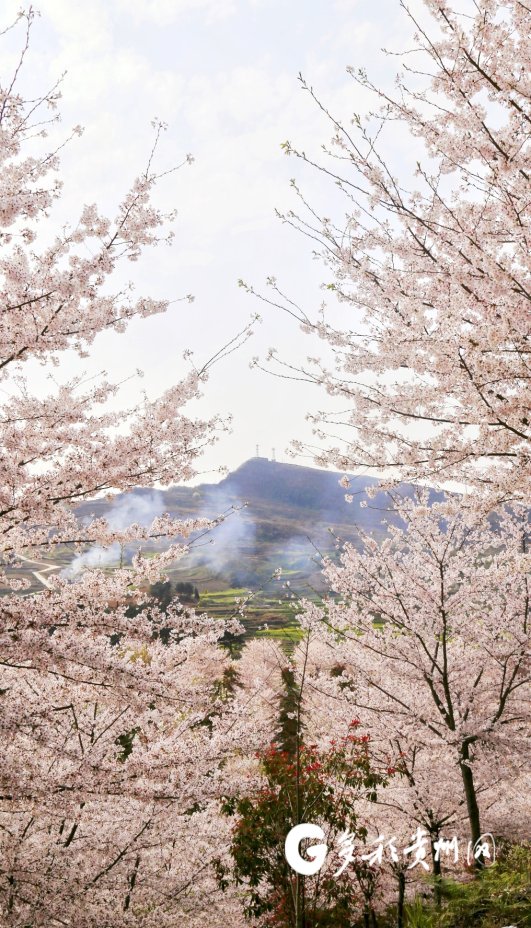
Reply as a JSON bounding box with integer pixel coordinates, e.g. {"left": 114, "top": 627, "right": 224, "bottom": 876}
{"left": 272, "top": 447, "right": 276, "bottom": 462}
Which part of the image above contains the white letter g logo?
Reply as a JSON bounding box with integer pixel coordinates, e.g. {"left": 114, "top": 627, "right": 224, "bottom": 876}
{"left": 285, "top": 823, "right": 328, "bottom": 875}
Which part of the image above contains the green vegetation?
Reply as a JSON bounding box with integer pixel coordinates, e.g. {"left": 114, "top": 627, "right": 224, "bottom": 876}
{"left": 199, "top": 587, "right": 302, "bottom": 636}
{"left": 401, "top": 843, "right": 531, "bottom": 928}
{"left": 256, "top": 624, "right": 306, "bottom": 643}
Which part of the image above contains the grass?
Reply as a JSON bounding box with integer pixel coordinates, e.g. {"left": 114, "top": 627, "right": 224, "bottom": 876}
{"left": 256, "top": 624, "right": 305, "bottom": 643}
{"left": 200, "top": 588, "right": 249, "bottom": 602}
{"left": 401, "top": 843, "right": 531, "bottom": 928}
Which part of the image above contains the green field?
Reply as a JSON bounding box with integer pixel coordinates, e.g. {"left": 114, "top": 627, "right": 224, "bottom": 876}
{"left": 188, "top": 585, "right": 305, "bottom": 638}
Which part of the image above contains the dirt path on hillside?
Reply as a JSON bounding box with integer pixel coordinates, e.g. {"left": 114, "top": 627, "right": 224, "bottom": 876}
{"left": 17, "top": 554, "right": 62, "bottom": 590}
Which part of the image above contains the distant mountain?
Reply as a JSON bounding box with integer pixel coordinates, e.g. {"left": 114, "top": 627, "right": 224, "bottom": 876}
{"left": 69, "top": 457, "right": 434, "bottom": 593}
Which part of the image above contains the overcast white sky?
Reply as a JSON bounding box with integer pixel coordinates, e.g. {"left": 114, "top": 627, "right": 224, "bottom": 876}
{"left": 3, "top": 0, "right": 430, "bottom": 482}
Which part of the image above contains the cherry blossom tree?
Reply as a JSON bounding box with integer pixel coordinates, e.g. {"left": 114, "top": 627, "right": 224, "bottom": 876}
{"left": 1, "top": 598, "right": 283, "bottom": 926}
{"left": 297, "top": 496, "right": 530, "bottom": 865}
{"left": 259, "top": 0, "right": 531, "bottom": 506}
{"left": 287, "top": 631, "right": 470, "bottom": 921}
{"left": 251, "top": 0, "right": 531, "bottom": 896}
{"left": 0, "top": 9, "right": 257, "bottom": 925}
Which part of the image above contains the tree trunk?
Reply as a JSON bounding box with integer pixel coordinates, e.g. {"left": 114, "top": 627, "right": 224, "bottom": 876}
{"left": 295, "top": 873, "right": 303, "bottom": 928}
{"left": 396, "top": 870, "right": 406, "bottom": 928}
{"left": 459, "top": 741, "right": 483, "bottom": 868}
{"left": 430, "top": 833, "right": 442, "bottom": 904}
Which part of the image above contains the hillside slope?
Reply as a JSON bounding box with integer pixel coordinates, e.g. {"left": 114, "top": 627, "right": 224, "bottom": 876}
{"left": 8, "top": 459, "right": 437, "bottom": 606}
{"left": 72, "top": 458, "right": 426, "bottom": 588}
